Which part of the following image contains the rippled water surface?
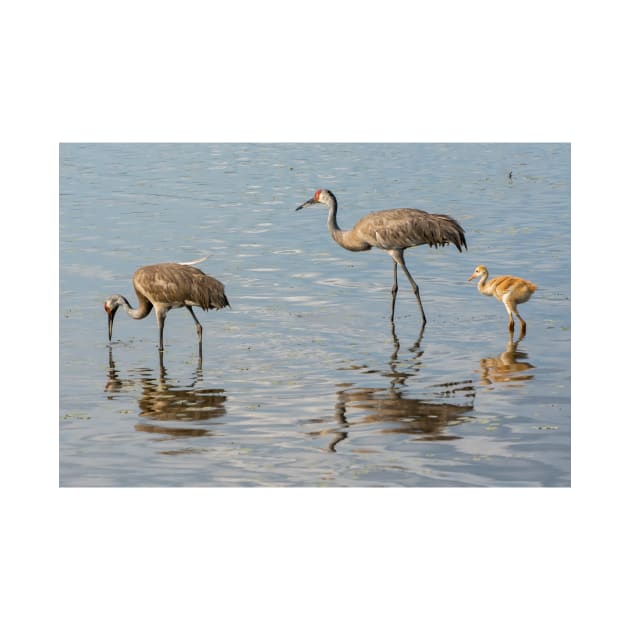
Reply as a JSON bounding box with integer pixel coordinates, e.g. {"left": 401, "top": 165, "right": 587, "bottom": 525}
{"left": 60, "top": 143, "right": 570, "bottom": 486}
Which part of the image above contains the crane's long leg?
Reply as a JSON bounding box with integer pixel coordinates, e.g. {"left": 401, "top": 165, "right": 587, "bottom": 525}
{"left": 390, "top": 260, "right": 399, "bottom": 322}
{"left": 155, "top": 308, "right": 167, "bottom": 352}
{"left": 391, "top": 250, "right": 427, "bottom": 325}
{"left": 186, "top": 306, "right": 203, "bottom": 356}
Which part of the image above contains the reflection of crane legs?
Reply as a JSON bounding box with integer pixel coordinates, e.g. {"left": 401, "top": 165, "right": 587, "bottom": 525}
{"left": 328, "top": 400, "right": 350, "bottom": 453}
{"left": 389, "top": 321, "right": 425, "bottom": 364}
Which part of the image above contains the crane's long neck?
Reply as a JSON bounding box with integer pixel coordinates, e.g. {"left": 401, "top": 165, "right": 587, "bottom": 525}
{"left": 326, "top": 196, "right": 342, "bottom": 240}
{"left": 476, "top": 272, "right": 493, "bottom": 295}
{"left": 119, "top": 295, "right": 152, "bottom": 320}
{"left": 325, "top": 198, "right": 369, "bottom": 252}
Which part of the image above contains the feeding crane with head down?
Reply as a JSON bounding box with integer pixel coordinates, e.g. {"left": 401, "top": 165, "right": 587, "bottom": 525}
{"left": 104, "top": 257, "right": 229, "bottom": 354}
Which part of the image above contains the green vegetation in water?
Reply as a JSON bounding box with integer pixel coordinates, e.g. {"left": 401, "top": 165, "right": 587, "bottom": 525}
{"left": 63, "top": 412, "right": 91, "bottom": 420}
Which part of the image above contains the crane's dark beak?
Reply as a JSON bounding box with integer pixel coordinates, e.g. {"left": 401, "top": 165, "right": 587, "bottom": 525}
{"left": 105, "top": 305, "right": 117, "bottom": 341}
{"left": 295, "top": 197, "right": 317, "bottom": 211}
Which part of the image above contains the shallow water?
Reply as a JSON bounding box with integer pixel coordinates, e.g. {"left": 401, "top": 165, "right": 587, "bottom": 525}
{"left": 59, "top": 143, "right": 570, "bottom": 486}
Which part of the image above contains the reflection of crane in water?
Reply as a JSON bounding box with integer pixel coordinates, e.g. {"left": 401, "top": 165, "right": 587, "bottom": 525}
{"left": 105, "top": 349, "right": 227, "bottom": 449}
{"left": 304, "top": 323, "right": 475, "bottom": 451}
{"left": 296, "top": 189, "right": 467, "bottom": 326}
{"left": 478, "top": 331, "right": 535, "bottom": 387}
{"left": 104, "top": 259, "right": 229, "bottom": 355}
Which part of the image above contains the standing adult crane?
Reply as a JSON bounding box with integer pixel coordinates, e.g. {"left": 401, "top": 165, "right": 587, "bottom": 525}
{"left": 468, "top": 265, "right": 537, "bottom": 334}
{"left": 104, "top": 260, "right": 229, "bottom": 354}
{"left": 295, "top": 189, "right": 467, "bottom": 326}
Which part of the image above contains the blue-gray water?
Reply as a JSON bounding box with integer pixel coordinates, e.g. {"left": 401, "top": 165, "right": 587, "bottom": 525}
{"left": 59, "top": 143, "right": 570, "bottom": 486}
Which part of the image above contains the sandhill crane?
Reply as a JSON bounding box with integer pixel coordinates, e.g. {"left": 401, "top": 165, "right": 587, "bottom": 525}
{"left": 468, "top": 265, "right": 537, "bottom": 334}
{"left": 104, "top": 261, "right": 229, "bottom": 354}
{"left": 295, "top": 189, "right": 467, "bottom": 326}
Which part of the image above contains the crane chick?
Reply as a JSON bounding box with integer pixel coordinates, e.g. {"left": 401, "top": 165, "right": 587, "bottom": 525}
{"left": 468, "top": 265, "right": 537, "bottom": 334}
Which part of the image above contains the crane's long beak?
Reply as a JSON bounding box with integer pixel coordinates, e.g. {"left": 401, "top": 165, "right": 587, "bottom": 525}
{"left": 106, "top": 307, "right": 116, "bottom": 341}
{"left": 467, "top": 273, "right": 476, "bottom": 282}
{"left": 295, "top": 197, "right": 317, "bottom": 211}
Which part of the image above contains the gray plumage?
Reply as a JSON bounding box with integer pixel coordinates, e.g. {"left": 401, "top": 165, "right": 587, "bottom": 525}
{"left": 132, "top": 263, "right": 229, "bottom": 311}
{"left": 104, "top": 262, "right": 229, "bottom": 353}
{"left": 296, "top": 189, "right": 467, "bottom": 325}
{"left": 351, "top": 207, "right": 467, "bottom": 252}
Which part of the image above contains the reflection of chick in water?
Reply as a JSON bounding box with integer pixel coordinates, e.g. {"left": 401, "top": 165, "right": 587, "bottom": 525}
{"left": 478, "top": 332, "right": 535, "bottom": 386}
